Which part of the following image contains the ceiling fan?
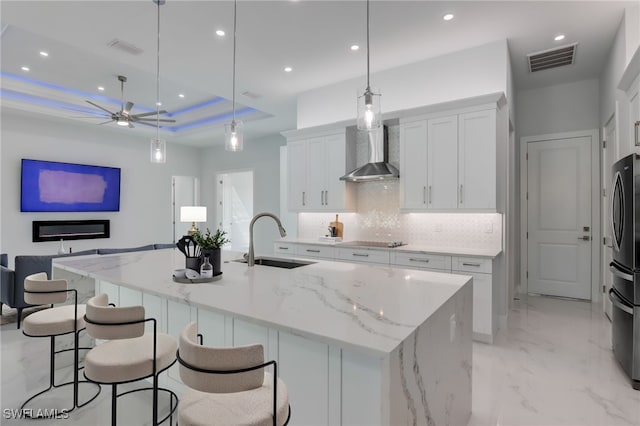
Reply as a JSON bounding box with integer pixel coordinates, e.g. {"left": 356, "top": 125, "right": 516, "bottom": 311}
{"left": 83, "top": 75, "right": 176, "bottom": 128}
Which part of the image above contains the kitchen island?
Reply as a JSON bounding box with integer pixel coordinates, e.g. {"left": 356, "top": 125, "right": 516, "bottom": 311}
{"left": 53, "top": 249, "right": 472, "bottom": 425}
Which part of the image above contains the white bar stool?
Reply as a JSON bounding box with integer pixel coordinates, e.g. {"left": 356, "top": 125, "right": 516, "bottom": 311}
{"left": 21, "top": 272, "right": 101, "bottom": 418}
{"left": 176, "top": 321, "right": 291, "bottom": 426}
{"left": 82, "top": 294, "right": 178, "bottom": 426}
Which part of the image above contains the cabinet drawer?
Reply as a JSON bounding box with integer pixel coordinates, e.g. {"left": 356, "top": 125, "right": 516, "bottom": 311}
{"left": 336, "top": 248, "right": 390, "bottom": 265}
{"left": 295, "top": 244, "right": 335, "bottom": 259}
{"left": 452, "top": 256, "right": 492, "bottom": 274}
{"left": 274, "top": 243, "right": 295, "bottom": 255}
{"left": 391, "top": 252, "right": 451, "bottom": 271}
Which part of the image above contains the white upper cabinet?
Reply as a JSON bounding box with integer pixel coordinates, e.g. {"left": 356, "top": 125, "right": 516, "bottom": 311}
{"left": 399, "top": 121, "right": 428, "bottom": 209}
{"left": 285, "top": 130, "right": 356, "bottom": 212}
{"left": 428, "top": 115, "right": 459, "bottom": 209}
{"left": 458, "top": 110, "right": 496, "bottom": 210}
{"left": 400, "top": 105, "right": 498, "bottom": 212}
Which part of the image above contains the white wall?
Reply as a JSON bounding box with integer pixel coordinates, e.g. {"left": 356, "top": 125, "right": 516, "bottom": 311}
{"left": 625, "top": 4, "right": 640, "bottom": 66}
{"left": 600, "top": 16, "right": 628, "bottom": 135}
{"left": 200, "top": 135, "right": 286, "bottom": 257}
{"left": 0, "top": 109, "right": 200, "bottom": 263}
{"left": 297, "top": 40, "right": 509, "bottom": 128}
{"left": 516, "top": 79, "right": 600, "bottom": 138}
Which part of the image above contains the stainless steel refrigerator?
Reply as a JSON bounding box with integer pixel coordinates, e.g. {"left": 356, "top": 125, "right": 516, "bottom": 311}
{"left": 609, "top": 153, "right": 640, "bottom": 390}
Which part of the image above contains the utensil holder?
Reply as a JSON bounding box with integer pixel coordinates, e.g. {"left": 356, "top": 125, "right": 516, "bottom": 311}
{"left": 185, "top": 256, "right": 200, "bottom": 271}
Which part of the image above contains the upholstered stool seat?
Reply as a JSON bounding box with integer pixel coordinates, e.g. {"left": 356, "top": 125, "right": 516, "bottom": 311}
{"left": 177, "top": 322, "right": 291, "bottom": 426}
{"left": 178, "top": 372, "right": 289, "bottom": 426}
{"left": 23, "top": 304, "right": 86, "bottom": 337}
{"left": 83, "top": 294, "right": 178, "bottom": 426}
{"left": 85, "top": 333, "right": 177, "bottom": 384}
{"left": 19, "top": 272, "right": 101, "bottom": 418}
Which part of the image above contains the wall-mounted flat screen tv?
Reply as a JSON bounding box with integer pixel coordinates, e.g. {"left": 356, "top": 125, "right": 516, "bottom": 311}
{"left": 21, "top": 159, "right": 121, "bottom": 212}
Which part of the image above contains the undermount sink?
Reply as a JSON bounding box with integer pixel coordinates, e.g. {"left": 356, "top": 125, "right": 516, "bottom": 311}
{"left": 234, "top": 257, "right": 316, "bottom": 269}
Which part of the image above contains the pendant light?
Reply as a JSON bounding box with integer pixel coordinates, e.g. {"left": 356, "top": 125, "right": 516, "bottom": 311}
{"left": 150, "top": 0, "right": 166, "bottom": 163}
{"left": 225, "top": 0, "right": 243, "bottom": 152}
{"left": 356, "top": 0, "right": 381, "bottom": 131}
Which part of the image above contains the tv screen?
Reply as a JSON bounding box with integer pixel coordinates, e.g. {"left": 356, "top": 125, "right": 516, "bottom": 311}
{"left": 21, "top": 159, "right": 121, "bottom": 212}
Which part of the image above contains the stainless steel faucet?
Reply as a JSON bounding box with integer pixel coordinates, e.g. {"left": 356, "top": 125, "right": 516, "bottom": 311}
{"left": 247, "top": 212, "right": 287, "bottom": 266}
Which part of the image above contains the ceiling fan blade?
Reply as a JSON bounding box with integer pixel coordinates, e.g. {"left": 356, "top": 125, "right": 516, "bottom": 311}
{"left": 131, "top": 110, "right": 169, "bottom": 118}
{"left": 136, "top": 118, "right": 176, "bottom": 123}
{"left": 98, "top": 120, "right": 113, "bottom": 125}
{"left": 123, "top": 102, "right": 134, "bottom": 114}
{"left": 70, "top": 115, "right": 111, "bottom": 119}
{"left": 86, "top": 100, "right": 115, "bottom": 115}
{"left": 136, "top": 121, "right": 159, "bottom": 128}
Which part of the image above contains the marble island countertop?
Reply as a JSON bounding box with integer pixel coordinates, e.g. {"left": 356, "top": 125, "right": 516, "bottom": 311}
{"left": 53, "top": 249, "right": 470, "bottom": 357}
{"left": 277, "top": 237, "right": 502, "bottom": 258}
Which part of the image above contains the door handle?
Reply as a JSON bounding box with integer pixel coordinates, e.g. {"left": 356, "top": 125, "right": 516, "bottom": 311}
{"left": 609, "top": 264, "right": 633, "bottom": 281}
{"left": 459, "top": 185, "right": 463, "bottom": 204}
{"left": 428, "top": 186, "right": 432, "bottom": 204}
{"left": 462, "top": 262, "right": 481, "bottom": 267}
{"left": 635, "top": 120, "right": 639, "bottom": 146}
{"left": 302, "top": 191, "right": 306, "bottom": 206}
{"left": 352, "top": 253, "right": 369, "bottom": 257}
{"left": 609, "top": 289, "right": 634, "bottom": 314}
{"left": 321, "top": 191, "right": 324, "bottom": 205}
{"left": 409, "top": 258, "right": 430, "bottom": 263}
{"left": 423, "top": 186, "right": 426, "bottom": 204}
{"left": 577, "top": 236, "right": 591, "bottom": 241}
{"left": 325, "top": 190, "right": 328, "bottom": 205}
{"left": 306, "top": 249, "right": 321, "bottom": 253}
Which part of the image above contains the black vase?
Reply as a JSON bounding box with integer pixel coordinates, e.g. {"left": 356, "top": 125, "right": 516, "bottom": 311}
{"left": 200, "top": 248, "right": 221, "bottom": 275}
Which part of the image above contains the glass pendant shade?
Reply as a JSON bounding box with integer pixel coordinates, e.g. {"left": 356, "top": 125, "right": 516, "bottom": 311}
{"left": 357, "top": 87, "right": 381, "bottom": 131}
{"left": 225, "top": 120, "right": 243, "bottom": 152}
{"left": 150, "top": 138, "right": 166, "bottom": 163}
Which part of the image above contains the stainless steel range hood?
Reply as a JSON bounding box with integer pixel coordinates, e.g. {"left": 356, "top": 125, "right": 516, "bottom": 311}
{"left": 340, "top": 125, "right": 399, "bottom": 182}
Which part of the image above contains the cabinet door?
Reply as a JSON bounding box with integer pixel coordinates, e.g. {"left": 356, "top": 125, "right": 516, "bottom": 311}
{"left": 427, "top": 116, "right": 458, "bottom": 209}
{"left": 400, "top": 121, "right": 428, "bottom": 209}
{"left": 306, "top": 137, "right": 326, "bottom": 210}
{"left": 458, "top": 110, "right": 496, "bottom": 209}
{"left": 629, "top": 77, "right": 640, "bottom": 149}
{"left": 324, "top": 133, "right": 347, "bottom": 210}
{"left": 287, "top": 141, "right": 307, "bottom": 210}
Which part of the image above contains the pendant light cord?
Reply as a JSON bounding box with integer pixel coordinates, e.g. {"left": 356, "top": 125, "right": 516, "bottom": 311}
{"left": 156, "top": 0, "right": 161, "bottom": 139}
{"left": 232, "top": 0, "right": 237, "bottom": 124}
{"left": 366, "top": 0, "right": 370, "bottom": 91}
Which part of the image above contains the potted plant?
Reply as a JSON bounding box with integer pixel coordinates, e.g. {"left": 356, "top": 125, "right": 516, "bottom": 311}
{"left": 192, "top": 228, "right": 230, "bottom": 276}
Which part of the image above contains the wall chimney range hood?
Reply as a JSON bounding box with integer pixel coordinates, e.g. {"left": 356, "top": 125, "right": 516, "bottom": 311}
{"left": 340, "top": 126, "right": 399, "bottom": 182}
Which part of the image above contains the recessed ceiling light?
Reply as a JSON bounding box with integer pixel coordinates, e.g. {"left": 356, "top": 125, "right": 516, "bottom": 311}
{"left": 443, "top": 13, "right": 454, "bottom": 21}
{"left": 554, "top": 34, "right": 566, "bottom": 41}
{"left": 284, "top": 67, "right": 293, "bottom": 72}
{"left": 97, "top": 86, "right": 105, "bottom": 91}
{"left": 216, "top": 29, "right": 225, "bottom": 36}
{"left": 178, "top": 93, "right": 185, "bottom": 98}
{"left": 156, "top": 101, "right": 162, "bottom": 106}
{"left": 21, "top": 66, "right": 30, "bottom": 72}
{"left": 39, "top": 51, "right": 49, "bottom": 57}
{"left": 350, "top": 44, "right": 360, "bottom": 51}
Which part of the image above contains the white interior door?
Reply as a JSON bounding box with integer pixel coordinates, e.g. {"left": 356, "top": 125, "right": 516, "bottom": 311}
{"left": 527, "top": 136, "right": 592, "bottom": 300}
{"left": 602, "top": 118, "right": 616, "bottom": 318}
{"left": 217, "top": 171, "right": 253, "bottom": 252}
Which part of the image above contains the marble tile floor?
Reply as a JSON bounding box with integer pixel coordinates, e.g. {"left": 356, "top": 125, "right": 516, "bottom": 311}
{"left": 1, "top": 295, "right": 639, "bottom": 425}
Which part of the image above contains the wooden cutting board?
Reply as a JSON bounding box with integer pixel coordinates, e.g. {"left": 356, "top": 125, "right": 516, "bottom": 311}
{"left": 330, "top": 214, "right": 344, "bottom": 238}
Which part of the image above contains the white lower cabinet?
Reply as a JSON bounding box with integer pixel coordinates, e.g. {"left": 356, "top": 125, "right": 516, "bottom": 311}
{"left": 390, "top": 251, "right": 451, "bottom": 271}
{"left": 294, "top": 243, "right": 335, "bottom": 259}
{"left": 274, "top": 242, "right": 295, "bottom": 256}
{"left": 451, "top": 256, "right": 494, "bottom": 343}
{"left": 278, "top": 332, "right": 329, "bottom": 425}
{"left": 335, "top": 247, "right": 390, "bottom": 265}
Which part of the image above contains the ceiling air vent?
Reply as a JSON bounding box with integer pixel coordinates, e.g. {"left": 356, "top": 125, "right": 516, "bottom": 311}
{"left": 241, "top": 90, "right": 262, "bottom": 100}
{"left": 106, "top": 39, "right": 144, "bottom": 56}
{"left": 527, "top": 43, "right": 577, "bottom": 72}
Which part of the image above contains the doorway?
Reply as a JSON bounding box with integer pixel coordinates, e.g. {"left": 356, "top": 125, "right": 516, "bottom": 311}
{"left": 217, "top": 170, "right": 253, "bottom": 252}
{"left": 521, "top": 130, "right": 600, "bottom": 300}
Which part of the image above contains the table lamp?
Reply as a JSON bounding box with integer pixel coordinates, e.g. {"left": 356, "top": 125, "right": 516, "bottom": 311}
{"left": 180, "top": 206, "right": 207, "bottom": 236}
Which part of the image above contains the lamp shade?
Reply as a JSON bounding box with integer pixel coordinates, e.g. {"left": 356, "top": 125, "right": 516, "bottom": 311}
{"left": 180, "top": 206, "right": 207, "bottom": 223}
{"left": 150, "top": 138, "right": 166, "bottom": 163}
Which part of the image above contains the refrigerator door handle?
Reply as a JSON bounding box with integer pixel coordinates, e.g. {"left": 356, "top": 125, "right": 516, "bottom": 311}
{"left": 609, "top": 289, "right": 634, "bottom": 315}
{"left": 609, "top": 263, "right": 633, "bottom": 282}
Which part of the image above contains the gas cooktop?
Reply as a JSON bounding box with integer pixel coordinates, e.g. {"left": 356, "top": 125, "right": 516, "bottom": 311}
{"left": 338, "top": 240, "right": 406, "bottom": 248}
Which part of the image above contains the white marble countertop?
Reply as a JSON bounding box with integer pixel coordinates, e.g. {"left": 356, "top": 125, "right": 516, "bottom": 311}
{"left": 276, "top": 237, "right": 502, "bottom": 258}
{"left": 54, "top": 249, "right": 470, "bottom": 357}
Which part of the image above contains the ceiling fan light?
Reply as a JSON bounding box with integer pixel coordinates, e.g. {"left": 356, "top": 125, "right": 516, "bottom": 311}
{"left": 225, "top": 120, "right": 243, "bottom": 152}
{"left": 117, "top": 118, "right": 129, "bottom": 126}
